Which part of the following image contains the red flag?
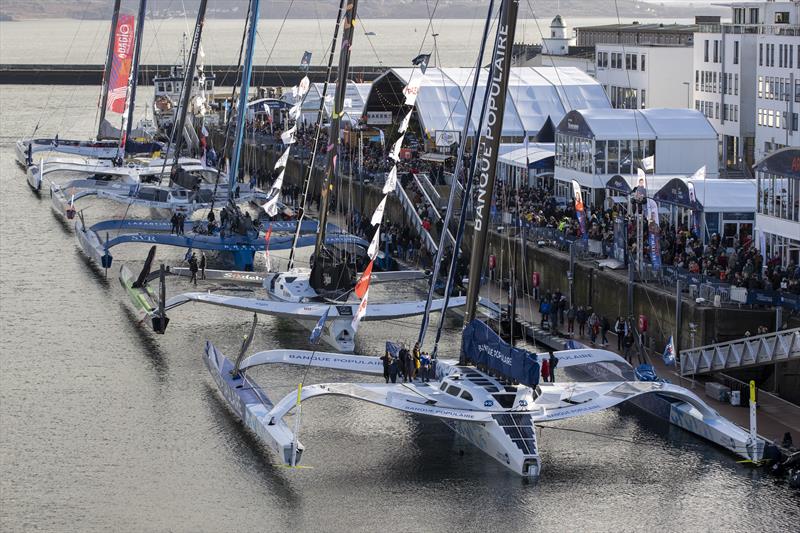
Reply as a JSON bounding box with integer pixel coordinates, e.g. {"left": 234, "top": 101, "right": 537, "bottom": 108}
{"left": 264, "top": 225, "right": 273, "bottom": 249}
{"left": 354, "top": 259, "right": 373, "bottom": 299}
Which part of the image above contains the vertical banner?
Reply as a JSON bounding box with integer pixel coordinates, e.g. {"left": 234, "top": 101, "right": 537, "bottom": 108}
{"left": 646, "top": 198, "right": 661, "bottom": 269}
{"left": 572, "top": 179, "right": 588, "bottom": 241}
{"left": 107, "top": 14, "right": 135, "bottom": 113}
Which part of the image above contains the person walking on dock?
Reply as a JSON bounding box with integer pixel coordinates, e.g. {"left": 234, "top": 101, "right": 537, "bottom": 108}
{"left": 188, "top": 253, "right": 199, "bottom": 286}
{"left": 614, "top": 316, "right": 625, "bottom": 351}
{"left": 588, "top": 311, "right": 599, "bottom": 345}
{"left": 623, "top": 331, "right": 635, "bottom": 362}
{"left": 601, "top": 316, "right": 610, "bottom": 347}
{"left": 199, "top": 252, "right": 207, "bottom": 280}
{"left": 540, "top": 357, "right": 550, "bottom": 383}
{"left": 567, "top": 304, "right": 576, "bottom": 335}
{"left": 380, "top": 350, "right": 393, "bottom": 383}
{"left": 398, "top": 345, "right": 411, "bottom": 383}
{"left": 548, "top": 352, "right": 559, "bottom": 383}
{"left": 577, "top": 306, "right": 587, "bottom": 337}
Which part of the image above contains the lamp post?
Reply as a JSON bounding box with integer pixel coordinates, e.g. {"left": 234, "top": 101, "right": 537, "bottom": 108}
{"left": 682, "top": 81, "right": 691, "bottom": 109}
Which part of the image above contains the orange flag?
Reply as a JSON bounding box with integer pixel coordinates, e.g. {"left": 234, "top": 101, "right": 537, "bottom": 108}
{"left": 355, "top": 259, "right": 373, "bottom": 299}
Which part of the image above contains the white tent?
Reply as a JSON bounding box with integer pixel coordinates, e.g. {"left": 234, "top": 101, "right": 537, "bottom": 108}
{"left": 281, "top": 81, "right": 371, "bottom": 126}
{"left": 366, "top": 66, "right": 610, "bottom": 139}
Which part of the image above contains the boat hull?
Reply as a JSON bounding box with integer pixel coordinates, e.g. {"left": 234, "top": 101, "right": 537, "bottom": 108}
{"left": 203, "top": 341, "right": 302, "bottom": 466}
{"left": 442, "top": 418, "right": 541, "bottom": 477}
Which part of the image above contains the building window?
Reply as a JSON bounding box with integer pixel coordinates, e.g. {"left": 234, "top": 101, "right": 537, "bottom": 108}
{"left": 713, "top": 40, "right": 719, "bottom": 63}
{"left": 758, "top": 76, "right": 763, "bottom": 98}
{"left": 758, "top": 108, "right": 763, "bottom": 126}
{"left": 748, "top": 8, "right": 759, "bottom": 24}
{"left": 775, "top": 11, "right": 790, "bottom": 24}
{"left": 704, "top": 40, "right": 709, "bottom": 63}
{"left": 734, "top": 73, "right": 738, "bottom": 96}
{"left": 733, "top": 41, "right": 739, "bottom": 65}
{"left": 759, "top": 43, "right": 763, "bottom": 66}
{"left": 715, "top": 102, "right": 719, "bottom": 120}
{"left": 695, "top": 69, "right": 699, "bottom": 91}
{"left": 640, "top": 54, "right": 645, "bottom": 71}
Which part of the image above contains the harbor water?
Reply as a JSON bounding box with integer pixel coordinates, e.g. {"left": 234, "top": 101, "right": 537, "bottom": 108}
{"left": 1, "top": 86, "right": 797, "bottom": 531}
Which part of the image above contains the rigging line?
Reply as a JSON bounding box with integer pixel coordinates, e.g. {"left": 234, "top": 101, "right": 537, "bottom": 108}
{"left": 31, "top": 1, "right": 92, "bottom": 138}
{"left": 536, "top": 423, "right": 668, "bottom": 448}
{"left": 255, "top": 0, "right": 296, "bottom": 90}
{"left": 612, "top": 0, "right": 644, "bottom": 164}
{"left": 355, "top": 17, "right": 384, "bottom": 67}
{"left": 526, "top": 0, "right": 575, "bottom": 125}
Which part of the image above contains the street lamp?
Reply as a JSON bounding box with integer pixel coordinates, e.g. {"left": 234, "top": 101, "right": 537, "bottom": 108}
{"left": 681, "top": 81, "right": 691, "bottom": 109}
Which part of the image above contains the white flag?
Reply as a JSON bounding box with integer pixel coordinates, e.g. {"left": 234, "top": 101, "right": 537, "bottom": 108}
{"left": 274, "top": 147, "right": 290, "bottom": 170}
{"left": 389, "top": 134, "right": 405, "bottom": 162}
{"left": 289, "top": 103, "right": 301, "bottom": 120}
{"left": 351, "top": 288, "right": 369, "bottom": 332}
{"left": 263, "top": 195, "right": 280, "bottom": 216}
{"left": 367, "top": 226, "right": 381, "bottom": 260}
{"left": 281, "top": 125, "right": 297, "bottom": 145}
{"left": 298, "top": 76, "right": 311, "bottom": 96}
{"left": 646, "top": 198, "right": 659, "bottom": 222}
{"left": 344, "top": 97, "right": 353, "bottom": 108}
{"left": 371, "top": 196, "right": 387, "bottom": 226}
{"left": 271, "top": 169, "right": 285, "bottom": 191}
{"left": 689, "top": 165, "right": 706, "bottom": 181}
{"left": 404, "top": 78, "right": 421, "bottom": 106}
{"left": 641, "top": 155, "right": 655, "bottom": 171}
{"left": 383, "top": 165, "right": 398, "bottom": 194}
{"left": 398, "top": 110, "right": 412, "bottom": 134}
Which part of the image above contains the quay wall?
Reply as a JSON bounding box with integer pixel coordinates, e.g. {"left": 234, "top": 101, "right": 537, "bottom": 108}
{"left": 220, "top": 133, "right": 795, "bottom": 397}
{"left": 0, "top": 64, "right": 386, "bottom": 86}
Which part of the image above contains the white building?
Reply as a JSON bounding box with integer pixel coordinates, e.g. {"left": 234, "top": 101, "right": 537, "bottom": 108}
{"left": 542, "top": 15, "right": 572, "bottom": 56}
{"left": 594, "top": 44, "right": 694, "bottom": 110}
{"left": 692, "top": 1, "right": 799, "bottom": 172}
{"left": 553, "top": 108, "right": 719, "bottom": 205}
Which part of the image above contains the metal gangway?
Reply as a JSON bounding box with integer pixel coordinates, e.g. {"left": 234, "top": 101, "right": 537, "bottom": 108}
{"left": 680, "top": 327, "right": 800, "bottom": 376}
{"left": 394, "top": 179, "right": 438, "bottom": 256}
{"left": 412, "top": 174, "right": 457, "bottom": 251}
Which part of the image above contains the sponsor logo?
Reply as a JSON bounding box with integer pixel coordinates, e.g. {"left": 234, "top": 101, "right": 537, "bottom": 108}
{"left": 484, "top": 400, "right": 494, "bottom": 407}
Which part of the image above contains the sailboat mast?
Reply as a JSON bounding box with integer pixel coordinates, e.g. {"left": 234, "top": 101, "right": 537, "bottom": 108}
{"left": 169, "top": 0, "right": 209, "bottom": 168}
{"left": 97, "top": 0, "right": 122, "bottom": 139}
{"left": 313, "top": 0, "right": 359, "bottom": 256}
{"left": 228, "top": 0, "right": 262, "bottom": 199}
{"left": 462, "top": 0, "right": 519, "bottom": 356}
{"left": 123, "top": 0, "right": 148, "bottom": 151}
{"left": 416, "top": 0, "right": 495, "bottom": 349}
{"left": 287, "top": 0, "right": 347, "bottom": 270}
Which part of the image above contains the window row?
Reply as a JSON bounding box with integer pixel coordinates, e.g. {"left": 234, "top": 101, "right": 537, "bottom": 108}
{"left": 597, "top": 51, "right": 646, "bottom": 71}
{"left": 607, "top": 85, "right": 646, "bottom": 109}
{"left": 758, "top": 76, "right": 800, "bottom": 103}
{"left": 759, "top": 172, "right": 800, "bottom": 223}
{"left": 695, "top": 70, "right": 738, "bottom": 96}
{"left": 759, "top": 43, "right": 798, "bottom": 69}
{"left": 757, "top": 109, "right": 800, "bottom": 132}
{"left": 155, "top": 80, "right": 214, "bottom": 93}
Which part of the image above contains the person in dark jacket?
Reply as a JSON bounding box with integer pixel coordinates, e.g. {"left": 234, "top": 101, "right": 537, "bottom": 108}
{"left": 398, "top": 346, "right": 411, "bottom": 383}
{"left": 548, "top": 352, "right": 559, "bottom": 383}
{"left": 380, "top": 351, "right": 393, "bottom": 383}
{"left": 199, "top": 252, "right": 207, "bottom": 280}
{"left": 576, "top": 306, "right": 588, "bottom": 337}
{"left": 600, "top": 316, "right": 610, "bottom": 346}
{"left": 540, "top": 357, "right": 550, "bottom": 383}
{"left": 614, "top": 316, "right": 625, "bottom": 351}
{"left": 188, "top": 253, "right": 199, "bottom": 286}
{"left": 527, "top": 354, "right": 540, "bottom": 387}
{"left": 623, "top": 331, "right": 635, "bottom": 362}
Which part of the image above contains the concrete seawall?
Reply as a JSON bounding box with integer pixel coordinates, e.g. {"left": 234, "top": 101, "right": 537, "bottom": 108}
{"left": 0, "top": 64, "right": 387, "bottom": 85}
{"left": 216, "top": 131, "right": 782, "bottom": 351}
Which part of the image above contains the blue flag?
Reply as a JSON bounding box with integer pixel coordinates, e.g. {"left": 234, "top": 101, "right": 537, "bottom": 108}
{"left": 662, "top": 336, "right": 676, "bottom": 366}
{"left": 309, "top": 307, "right": 330, "bottom": 344}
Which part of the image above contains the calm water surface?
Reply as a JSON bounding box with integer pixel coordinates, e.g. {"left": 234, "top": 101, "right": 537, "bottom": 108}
{"left": 1, "top": 86, "right": 797, "bottom": 532}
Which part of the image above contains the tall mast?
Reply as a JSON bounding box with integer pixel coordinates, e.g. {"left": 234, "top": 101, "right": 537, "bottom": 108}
{"left": 461, "top": 0, "right": 519, "bottom": 362}
{"left": 97, "top": 0, "right": 122, "bottom": 139}
{"left": 169, "top": 0, "right": 209, "bottom": 168}
{"left": 228, "top": 0, "right": 262, "bottom": 199}
{"left": 287, "top": 0, "right": 347, "bottom": 270}
{"left": 122, "top": 0, "right": 147, "bottom": 152}
{"left": 417, "top": 0, "right": 495, "bottom": 349}
{"left": 313, "top": 0, "right": 359, "bottom": 256}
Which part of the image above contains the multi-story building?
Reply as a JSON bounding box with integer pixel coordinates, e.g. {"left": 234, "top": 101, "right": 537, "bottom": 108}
{"left": 693, "top": 1, "right": 799, "bottom": 172}
{"left": 594, "top": 44, "right": 693, "bottom": 109}
{"left": 575, "top": 20, "right": 708, "bottom": 47}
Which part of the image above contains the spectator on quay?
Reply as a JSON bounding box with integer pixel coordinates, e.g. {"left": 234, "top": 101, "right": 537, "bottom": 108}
{"left": 577, "top": 306, "right": 588, "bottom": 337}
{"left": 567, "top": 304, "right": 576, "bottom": 335}
{"left": 614, "top": 316, "right": 625, "bottom": 351}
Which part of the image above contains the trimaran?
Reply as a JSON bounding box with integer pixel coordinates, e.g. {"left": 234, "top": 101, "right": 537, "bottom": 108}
{"left": 121, "top": 0, "right": 470, "bottom": 352}
{"left": 17, "top": 0, "right": 160, "bottom": 177}
{"left": 183, "top": 0, "right": 765, "bottom": 477}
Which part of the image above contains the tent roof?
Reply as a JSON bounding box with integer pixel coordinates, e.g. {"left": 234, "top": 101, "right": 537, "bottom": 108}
{"left": 367, "top": 66, "right": 610, "bottom": 138}
{"left": 498, "top": 143, "right": 555, "bottom": 168}
{"left": 561, "top": 108, "right": 717, "bottom": 141}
